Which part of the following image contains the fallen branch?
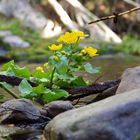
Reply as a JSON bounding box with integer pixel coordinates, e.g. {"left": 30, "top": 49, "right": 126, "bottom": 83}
{"left": 0, "top": 75, "right": 121, "bottom": 100}
{"left": 0, "top": 75, "right": 37, "bottom": 87}
{"left": 88, "top": 6, "right": 140, "bottom": 24}
{"left": 67, "top": 79, "right": 121, "bottom": 100}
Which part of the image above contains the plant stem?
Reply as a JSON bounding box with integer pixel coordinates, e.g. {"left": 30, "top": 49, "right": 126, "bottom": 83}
{"left": 0, "top": 83, "right": 19, "bottom": 99}
{"left": 50, "top": 67, "right": 56, "bottom": 89}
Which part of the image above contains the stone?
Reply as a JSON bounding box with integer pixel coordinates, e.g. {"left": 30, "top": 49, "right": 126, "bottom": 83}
{"left": 0, "top": 99, "right": 41, "bottom": 124}
{"left": 44, "top": 88, "right": 140, "bottom": 140}
{"left": 93, "top": 85, "right": 118, "bottom": 102}
{"left": 0, "top": 0, "right": 47, "bottom": 31}
{"left": 0, "top": 125, "right": 19, "bottom": 137}
{"left": 116, "top": 66, "right": 140, "bottom": 94}
{"left": 3, "top": 35, "right": 30, "bottom": 48}
{"left": 0, "top": 30, "right": 12, "bottom": 37}
{"left": 41, "top": 101, "right": 74, "bottom": 118}
{"left": 0, "top": 48, "right": 6, "bottom": 57}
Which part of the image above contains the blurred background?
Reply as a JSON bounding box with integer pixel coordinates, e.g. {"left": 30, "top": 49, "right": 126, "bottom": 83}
{"left": 0, "top": 0, "right": 140, "bottom": 81}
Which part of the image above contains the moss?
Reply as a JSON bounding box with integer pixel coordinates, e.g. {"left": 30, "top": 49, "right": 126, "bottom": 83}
{"left": 97, "top": 35, "right": 140, "bottom": 56}
{"left": 117, "top": 35, "right": 140, "bottom": 55}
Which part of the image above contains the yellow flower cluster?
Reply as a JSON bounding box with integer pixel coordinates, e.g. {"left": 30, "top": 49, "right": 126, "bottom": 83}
{"left": 36, "top": 66, "right": 44, "bottom": 72}
{"left": 57, "top": 31, "right": 88, "bottom": 44}
{"left": 81, "top": 46, "right": 98, "bottom": 57}
{"left": 48, "top": 44, "right": 62, "bottom": 51}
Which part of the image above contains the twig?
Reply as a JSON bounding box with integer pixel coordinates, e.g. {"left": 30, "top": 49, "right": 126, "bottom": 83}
{"left": 88, "top": 6, "right": 140, "bottom": 24}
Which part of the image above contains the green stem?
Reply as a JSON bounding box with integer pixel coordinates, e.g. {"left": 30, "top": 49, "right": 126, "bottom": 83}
{"left": 50, "top": 67, "right": 56, "bottom": 89}
{"left": 0, "top": 83, "right": 19, "bottom": 99}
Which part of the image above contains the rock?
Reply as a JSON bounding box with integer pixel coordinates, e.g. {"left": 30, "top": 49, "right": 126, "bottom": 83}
{"left": 0, "top": 30, "right": 30, "bottom": 48}
{"left": 0, "top": 99, "right": 41, "bottom": 124}
{"left": 0, "top": 0, "right": 62, "bottom": 38}
{"left": 92, "top": 85, "right": 118, "bottom": 102}
{"left": 0, "top": 48, "right": 6, "bottom": 57}
{"left": 0, "top": 125, "right": 20, "bottom": 137}
{"left": 116, "top": 66, "right": 140, "bottom": 94}
{"left": 0, "top": 30, "right": 12, "bottom": 37}
{"left": 0, "top": 0, "right": 47, "bottom": 31}
{"left": 41, "top": 101, "right": 74, "bottom": 118}
{"left": 44, "top": 88, "right": 140, "bottom": 140}
{"left": 3, "top": 35, "right": 30, "bottom": 48}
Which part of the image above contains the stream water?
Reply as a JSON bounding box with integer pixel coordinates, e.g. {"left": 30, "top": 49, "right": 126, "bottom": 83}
{"left": 0, "top": 54, "right": 140, "bottom": 140}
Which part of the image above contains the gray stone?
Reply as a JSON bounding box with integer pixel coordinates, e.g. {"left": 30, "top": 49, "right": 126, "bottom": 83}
{"left": 42, "top": 101, "right": 74, "bottom": 118}
{"left": 0, "top": 0, "right": 47, "bottom": 31}
{"left": 44, "top": 88, "right": 140, "bottom": 140}
{"left": 0, "top": 30, "right": 12, "bottom": 37}
{"left": 0, "top": 125, "right": 19, "bottom": 137}
{"left": 0, "top": 99, "right": 41, "bottom": 123}
{"left": 116, "top": 66, "right": 140, "bottom": 94}
{"left": 0, "top": 48, "right": 6, "bottom": 56}
{"left": 3, "top": 35, "right": 30, "bottom": 48}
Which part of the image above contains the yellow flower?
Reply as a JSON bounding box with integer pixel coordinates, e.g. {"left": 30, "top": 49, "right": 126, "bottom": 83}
{"left": 82, "top": 46, "right": 98, "bottom": 57}
{"left": 57, "top": 31, "right": 89, "bottom": 44}
{"left": 36, "top": 66, "right": 44, "bottom": 72}
{"left": 48, "top": 44, "right": 62, "bottom": 51}
{"left": 57, "top": 32, "right": 78, "bottom": 44}
{"left": 72, "top": 31, "right": 89, "bottom": 37}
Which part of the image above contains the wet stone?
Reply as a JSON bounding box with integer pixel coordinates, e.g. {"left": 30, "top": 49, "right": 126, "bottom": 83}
{"left": 0, "top": 99, "right": 41, "bottom": 124}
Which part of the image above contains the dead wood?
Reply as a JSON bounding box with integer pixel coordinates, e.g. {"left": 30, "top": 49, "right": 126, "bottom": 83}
{"left": 67, "top": 79, "right": 121, "bottom": 100}
{"left": 0, "top": 75, "right": 37, "bottom": 87}
{"left": 0, "top": 74, "right": 121, "bottom": 100}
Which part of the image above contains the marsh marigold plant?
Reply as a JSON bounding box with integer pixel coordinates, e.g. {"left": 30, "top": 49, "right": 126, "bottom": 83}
{"left": 0, "top": 31, "right": 100, "bottom": 104}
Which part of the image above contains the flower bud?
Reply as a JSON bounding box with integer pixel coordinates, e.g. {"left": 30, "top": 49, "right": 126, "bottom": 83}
{"left": 53, "top": 56, "right": 59, "bottom": 61}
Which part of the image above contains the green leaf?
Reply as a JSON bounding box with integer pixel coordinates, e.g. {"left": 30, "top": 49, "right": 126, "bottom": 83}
{"left": 32, "top": 84, "right": 45, "bottom": 95}
{"left": 0, "top": 60, "right": 14, "bottom": 71}
{"left": 71, "top": 76, "right": 87, "bottom": 86}
{"left": 0, "top": 82, "right": 13, "bottom": 89}
{"left": 18, "top": 79, "right": 32, "bottom": 97}
{"left": 5, "top": 67, "right": 15, "bottom": 76}
{"left": 55, "top": 56, "right": 68, "bottom": 74}
{"left": 0, "top": 60, "right": 30, "bottom": 78}
{"left": 57, "top": 73, "right": 75, "bottom": 80}
{"left": 84, "top": 63, "right": 101, "bottom": 74}
{"left": 32, "top": 70, "right": 51, "bottom": 80}
{"left": 12, "top": 66, "right": 30, "bottom": 78}
{"left": 55, "top": 80, "right": 70, "bottom": 88}
{"left": 42, "top": 89, "right": 69, "bottom": 103}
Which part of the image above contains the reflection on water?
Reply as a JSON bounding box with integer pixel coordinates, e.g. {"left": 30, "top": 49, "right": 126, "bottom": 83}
{"left": 80, "top": 54, "right": 140, "bottom": 82}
